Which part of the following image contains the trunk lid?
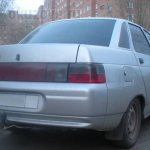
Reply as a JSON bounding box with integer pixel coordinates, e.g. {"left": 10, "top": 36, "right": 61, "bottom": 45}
{"left": 0, "top": 44, "right": 79, "bottom": 63}
{"left": 0, "top": 44, "right": 79, "bottom": 82}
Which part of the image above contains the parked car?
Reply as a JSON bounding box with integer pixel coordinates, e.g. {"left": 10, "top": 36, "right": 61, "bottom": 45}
{"left": 0, "top": 18, "right": 150, "bottom": 148}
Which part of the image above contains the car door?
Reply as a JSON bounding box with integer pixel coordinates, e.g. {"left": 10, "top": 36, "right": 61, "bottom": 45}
{"left": 128, "top": 23, "right": 150, "bottom": 115}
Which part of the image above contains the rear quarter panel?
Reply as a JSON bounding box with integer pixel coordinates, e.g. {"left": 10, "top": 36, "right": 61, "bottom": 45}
{"left": 77, "top": 45, "right": 146, "bottom": 116}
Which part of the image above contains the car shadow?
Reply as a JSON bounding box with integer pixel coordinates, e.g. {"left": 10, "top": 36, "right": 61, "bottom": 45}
{"left": 0, "top": 128, "right": 121, "bottom": 150}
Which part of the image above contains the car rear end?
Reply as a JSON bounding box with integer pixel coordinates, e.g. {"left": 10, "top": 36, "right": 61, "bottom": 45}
{"left": 0, "top": 44, "right": 108, "bottom": 129}
{"left": 0, "top": 18, "right": 115, "bottom": 130}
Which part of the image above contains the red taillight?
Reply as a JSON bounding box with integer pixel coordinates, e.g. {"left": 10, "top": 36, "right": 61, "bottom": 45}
{"left": 68, "top": 64, "right": 106, "bottom": 83}
{"left": 0, "top": 63, "right": 68, "bottom": 82}
{"left": 0, "top": 63, "right": 106, "bottom": 83}
{"left": 0, "top": 63, "right": 47, "bottom": 82}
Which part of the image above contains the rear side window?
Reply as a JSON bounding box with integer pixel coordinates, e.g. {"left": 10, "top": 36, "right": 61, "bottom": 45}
{"left": 21, "top": 19, "right": 116, "bottom": 47}
{"left": 129, "top": 24, "right": 150, "bottom": 55}
{"left": 119, "top": 23, "right": 130, "bottom": 49}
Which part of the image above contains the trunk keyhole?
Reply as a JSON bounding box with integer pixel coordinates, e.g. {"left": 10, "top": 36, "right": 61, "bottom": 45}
{"left": 16, "top": 54, "right": 20, "bottom": 61}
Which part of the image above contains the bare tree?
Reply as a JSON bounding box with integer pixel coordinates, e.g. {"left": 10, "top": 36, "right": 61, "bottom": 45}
{"left": 0, "top": 0, "right": 13, "bottom": 24}
{"left": 119, "top": 0, "right": 150, "bottom": 30}
{"left": 0, "top": 0, "right": 13, "bottom": 13}
{"left": 119, "top": 0, "right": 129, "bottom": 19}
{"left": 0, "top": 0, "right": 14, "bottom": 44}
{"left": 133, "top": 0, "right": 150, "bottom": 29}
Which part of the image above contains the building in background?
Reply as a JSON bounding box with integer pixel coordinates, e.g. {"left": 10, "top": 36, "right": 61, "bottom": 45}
{"left": 0, "top": 11, "right": 39, "bottom": 44}
{"left": 38, "top": 0, "right": 53, "bottom": 24}
{"left": 1, "top": 0, "right": 149, "bottom": 45}
{"left": 38, "top": 0, "right": 134, "bottom": 23}
{"left": 70, "top": 0, "right": 95, "bottom": 18}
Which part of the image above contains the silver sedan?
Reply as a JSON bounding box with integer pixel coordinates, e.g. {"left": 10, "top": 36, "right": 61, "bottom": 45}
{"left": 0, "top": 18, "right": 150, "bottom": 148}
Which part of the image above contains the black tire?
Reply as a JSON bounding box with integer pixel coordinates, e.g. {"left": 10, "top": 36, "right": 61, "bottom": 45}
{"left": 114, "top": 99, "right": 142, "bottom": 148}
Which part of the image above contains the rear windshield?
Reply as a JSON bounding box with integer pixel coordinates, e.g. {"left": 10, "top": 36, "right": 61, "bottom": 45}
{"left": 21, "top": 19, "right": 116, "bottom": 46}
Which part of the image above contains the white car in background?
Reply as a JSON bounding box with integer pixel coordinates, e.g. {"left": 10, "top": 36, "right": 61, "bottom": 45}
{"left": 0, "top": 18, "right": 150, "bottom": 148}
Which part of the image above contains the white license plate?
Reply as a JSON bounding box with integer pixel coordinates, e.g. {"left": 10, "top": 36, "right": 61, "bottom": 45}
{"left": 0, "top": 94, "right": 39, "bottom": 109}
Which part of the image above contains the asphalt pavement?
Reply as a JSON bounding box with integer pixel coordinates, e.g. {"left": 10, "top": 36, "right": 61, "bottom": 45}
{"left": 0, "top": 117, "right": 150, "bottom": 150}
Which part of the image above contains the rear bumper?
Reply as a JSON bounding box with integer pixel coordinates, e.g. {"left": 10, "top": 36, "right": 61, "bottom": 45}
{"left": 1, "top": 112, "right": 105, "bottom": 129}
{"left": 0, "top": 112, "right": 123, "bottom": 130}
{"left": 0, "top": 82, "right": 122, "bottom": 130}
{"left": 0, "top": 82, "right": 108, "bottom": 116}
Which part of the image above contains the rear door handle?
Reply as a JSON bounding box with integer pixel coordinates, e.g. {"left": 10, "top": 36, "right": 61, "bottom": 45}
{"left": 139, "top": 58, "right": 144, "bottom": 64}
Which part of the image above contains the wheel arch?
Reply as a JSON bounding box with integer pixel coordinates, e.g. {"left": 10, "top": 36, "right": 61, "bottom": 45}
{"left": 105, "top": 94, "right": 144, "bottom": 143}
{"left": 133, "top": 95, "right": 145, "bottom": 120}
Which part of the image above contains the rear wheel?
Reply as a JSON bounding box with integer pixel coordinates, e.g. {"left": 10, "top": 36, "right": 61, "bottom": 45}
{"left": 107, "top": 99, "right": 142, "bottom": 148}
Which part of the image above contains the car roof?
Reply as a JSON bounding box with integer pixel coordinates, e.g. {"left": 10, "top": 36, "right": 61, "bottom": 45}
{"left": 41, "top": 17, "right": 148, "bottom": 31}
{"left": 46, "top": 17, "right": 129, "bottom": 24}
{"left": 44, "top": 17, "right": 141, "bottom": 27}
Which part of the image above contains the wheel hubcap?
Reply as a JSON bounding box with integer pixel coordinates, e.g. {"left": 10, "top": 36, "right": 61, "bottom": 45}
{"left": 127, "top": 105, "right": 137, "bottom": 139}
